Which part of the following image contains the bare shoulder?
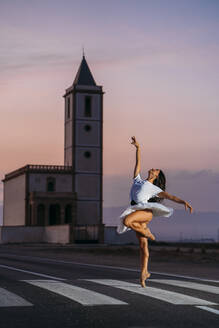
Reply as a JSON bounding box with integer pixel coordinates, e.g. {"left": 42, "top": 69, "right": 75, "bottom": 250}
{"left": 157, "top": 191, "right": 170, "bottom": 199}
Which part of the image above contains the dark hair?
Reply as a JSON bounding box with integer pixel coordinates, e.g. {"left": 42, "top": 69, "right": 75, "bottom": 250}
{"left": 148, "top": 169, "right": 166, "bottom": 203}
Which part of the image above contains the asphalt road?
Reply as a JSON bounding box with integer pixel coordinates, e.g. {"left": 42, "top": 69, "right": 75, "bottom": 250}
{"left": 0, "top": 250, "right": 218, "bottom": 328}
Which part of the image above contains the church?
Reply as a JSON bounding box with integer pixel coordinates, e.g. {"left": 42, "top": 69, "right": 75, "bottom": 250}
{"left": 1, "top": 55, "right": 104, "bottom": 244}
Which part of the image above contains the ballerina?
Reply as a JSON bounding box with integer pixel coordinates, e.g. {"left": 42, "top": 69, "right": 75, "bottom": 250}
{"left": 117, "top": 136, "right": 193, "bottom": 287}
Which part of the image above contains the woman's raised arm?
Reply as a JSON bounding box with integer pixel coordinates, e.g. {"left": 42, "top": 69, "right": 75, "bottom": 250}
{"left": 157, "top": 191, "right": 193, "bottom": 214}
{"left": 131, "top": 136, "right": 141, "bottom": 178}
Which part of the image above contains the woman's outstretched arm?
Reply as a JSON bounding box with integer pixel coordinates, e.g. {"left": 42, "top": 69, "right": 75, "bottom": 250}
{"left": 131, "top": 136, "right": 140, "bottom": 178}
{"left": 157, "top": 191, "right": 193, "bottom": 213}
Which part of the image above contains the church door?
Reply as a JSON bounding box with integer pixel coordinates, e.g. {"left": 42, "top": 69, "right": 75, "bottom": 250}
{"left": 37, "top": 204, "right": 45, "bottom": 226}
{"left": 49, "top": 204, "right": 61, "bottom": 225}
{"left": 65, "top": 204, "right": 72, "bottom": 223}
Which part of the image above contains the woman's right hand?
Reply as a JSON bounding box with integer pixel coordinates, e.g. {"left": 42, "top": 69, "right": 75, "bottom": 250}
{"left": 131, "top": 136, "right": 140, "bottom": 148}
{"left": 184, "top": 201, "right": 193, "bottom": 214}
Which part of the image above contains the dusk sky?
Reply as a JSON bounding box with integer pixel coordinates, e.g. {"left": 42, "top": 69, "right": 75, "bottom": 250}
{"left": 1, "top": 0, "right": 219, "bottom": 227}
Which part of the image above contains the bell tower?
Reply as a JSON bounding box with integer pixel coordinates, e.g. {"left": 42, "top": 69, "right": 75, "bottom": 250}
{"left": 64, "top": 55, "right": 104, "bottom": 241}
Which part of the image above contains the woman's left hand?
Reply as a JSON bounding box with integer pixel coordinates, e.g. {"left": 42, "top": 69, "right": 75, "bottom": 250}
{"left": 184, "top": 201, "right": 193, "bottom": 214}
{"left": 131, "top": 136, "right": 140, "bottom": 148}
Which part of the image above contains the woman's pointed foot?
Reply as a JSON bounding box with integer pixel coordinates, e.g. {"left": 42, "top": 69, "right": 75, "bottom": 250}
{"left": 140, "top": 273, "right": 146, "bottom": 288}
{"left": 140, "top": 272, "right": 151, "bottom": 287}
{"left": 145, "top": 272, "right": 151, "bottom": 279}
{"left": 142, "top": 272, "right": 151, "bottom": 280}
{"left": 140, "top": 279, "right": 146, "bottom": 288}
{"left": 144, "top": 227, "right": 155, "bottom": 240}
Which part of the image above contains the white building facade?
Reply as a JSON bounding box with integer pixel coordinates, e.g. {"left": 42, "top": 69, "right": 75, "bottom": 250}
{"left": 1, "top": 56, "right": 104, "bottom": 243}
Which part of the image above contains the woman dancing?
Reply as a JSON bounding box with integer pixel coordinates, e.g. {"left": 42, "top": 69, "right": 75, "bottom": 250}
{"left": 117, "top": 136, "right": 193, "bottom": 287}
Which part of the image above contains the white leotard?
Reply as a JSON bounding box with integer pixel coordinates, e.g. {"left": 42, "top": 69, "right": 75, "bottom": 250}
{"left": 130, "top": 173, "right": 163, "bottom": 203}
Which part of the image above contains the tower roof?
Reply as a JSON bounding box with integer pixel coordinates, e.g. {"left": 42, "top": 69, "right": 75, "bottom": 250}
{"left": 73, "top": 55, "right": 96, "bottom": 86}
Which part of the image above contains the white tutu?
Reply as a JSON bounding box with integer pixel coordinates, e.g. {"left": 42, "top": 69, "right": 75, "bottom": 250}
{"left": 116, "top": 201, "right": 174, "bottom": 234}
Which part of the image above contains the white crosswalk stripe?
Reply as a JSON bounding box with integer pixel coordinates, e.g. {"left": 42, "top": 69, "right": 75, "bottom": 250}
{"left": 196, "top": 306, "right": 219, "bottom": 315}
{"left": 0, "top": 287, "right": 32, "bottom": 307}
{"left": 21, "top": 279, "right": 128, "bottom": 306}
{"left": 1, "top": 278, "right": 218, "bottom": 312}
{"left": 151, "top": 279, "right": 219, "bottom": 295}
{"left": 84, "top": 279, "right": 217, "bottom": 306}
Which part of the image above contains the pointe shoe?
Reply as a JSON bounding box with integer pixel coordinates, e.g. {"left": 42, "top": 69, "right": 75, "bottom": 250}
{"left": 145, "top": 227, "right": 156, "bottom": 240}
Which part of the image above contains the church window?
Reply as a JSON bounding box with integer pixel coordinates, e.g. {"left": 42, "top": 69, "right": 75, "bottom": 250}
{"left": 67, "top": 97, "right": 70, "bottom": 118}
{"left": 47, "top": 177, "right": 56, "bottom": 192}
{"left": 84, "top": 151, "right": 91, "bottom": 158}
{"left": 84, "top": 124, "right": 92, "bottom": 132}
{"left": 84, "top": 96, "right": 92, "bottom": 117}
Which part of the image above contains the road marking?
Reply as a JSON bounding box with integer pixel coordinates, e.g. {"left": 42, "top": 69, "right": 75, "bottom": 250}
{"left": 0, "top": 287, "right": 32, "bottom": 307}
{"left": 0, "top": 264, "right": 65, "bottom": 281}
{"left": 149, "top": 272, "right": 219, "bottom": 284}
{"left": 196, "top": 306, "right": 219, "bottom": 315}
{"left": 151, "top": 279, "right": 219, "bottom": 294}
{"left": 22, "top": 279, "right": 128, "bottom": 306}
{"left": 85, "top": 279, "right": 217, "bottom": 305}
{"left": 1, "top": 253, "right": 218, "bottom": 283}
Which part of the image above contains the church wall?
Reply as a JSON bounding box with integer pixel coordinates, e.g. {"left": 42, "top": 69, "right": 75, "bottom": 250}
{"left": 3, "top": 174, "right": 26, "bottom": 226}
{"left": 76, "top": 201, "right": 100, "bottom": 225}
{"left": 0, "top": 225, "right": 70, "bottom": 244}
{"left": 64, "top": 148, "right": 72, "bottom": 167}
{"left": 73, "top": 87, "right": 102, "bottom": 229}
{"left": 65, "top": 122, "right": 72, "bottom": 148}
{"left": 29, "top": 173, "right": 72, "bottom": 192}
{"left": 75, "top": 175, "right": 100, "bottom": 199}
{"left": 75, "top": 121, "right": 100, "bottom": 146}
{"left": 75, "top": 148, "right": 100, "bottom": 172}
{"left": 75, "top": 93, "right": 101, "bottom": 120}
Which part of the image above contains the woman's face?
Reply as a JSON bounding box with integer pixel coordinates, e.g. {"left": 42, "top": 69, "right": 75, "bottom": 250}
{"left": 148, "top": 168, "right": 160, "bottom": 178}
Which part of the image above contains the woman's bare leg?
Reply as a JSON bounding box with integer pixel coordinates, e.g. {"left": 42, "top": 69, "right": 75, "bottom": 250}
{"left": 123, "top": 210, "right": 155, "bottom": 240}
{"left": 132, "top": 222, "right": 155, "bottom": 240}
{"left": 136, "top": 230, "right": 150, "bottom": 287}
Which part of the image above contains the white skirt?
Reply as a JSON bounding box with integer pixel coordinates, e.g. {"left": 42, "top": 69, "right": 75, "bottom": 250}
{"left": 116, "top": 202, "right": 174, "bottom": 234}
